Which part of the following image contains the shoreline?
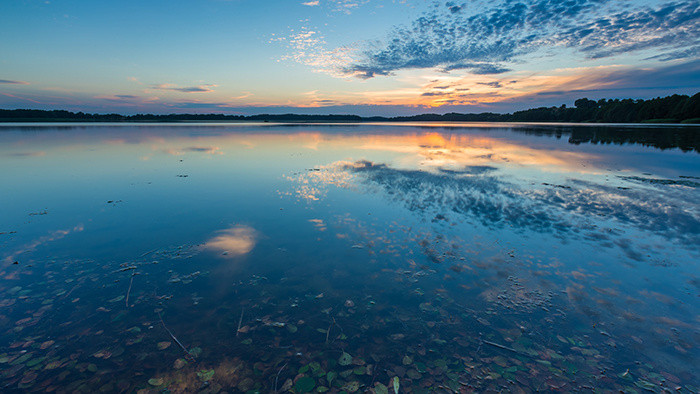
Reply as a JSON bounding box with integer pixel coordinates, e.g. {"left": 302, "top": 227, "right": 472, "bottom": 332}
{"left": 1, "top": 119, "right": 699, "bottom": 126}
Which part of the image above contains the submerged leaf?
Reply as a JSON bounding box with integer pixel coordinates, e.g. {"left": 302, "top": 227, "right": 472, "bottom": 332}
{"left": 157, "top": 341, "right": 171, "bottom": 350}
{"left": 392, "top": 376, "right": 400, "bottom": 394}
{"left": 20, "top": 371, "right": 38, "bottom": 385}
{"left": 339, "top": 352, "right": 352, "bottom": 366}
{"left": 326, "top": 371, "right": 337, "bottom": 386}
{"left": 189, "top": 347, "right": 202, "bottom": 357}
{"left": 375, "top": 382, "right": 389, "bottom": 394}
{"left": 295, "top": 376, "right": 315, "bottom": 393}
{"left": 341, "top": 381, "right": 360, "bottom": 393}
{"left": 40, "top": 340, "right": 55, "bottom": 350}
{"left": 197, "top": 369, "right": 215, "bottom": 382}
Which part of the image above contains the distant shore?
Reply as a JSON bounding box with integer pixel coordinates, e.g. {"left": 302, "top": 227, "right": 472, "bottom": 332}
{"left": 2, "top": 93, "right": 699, "bottom": 124}
{"left": 1, "top": 119, "right": 699, "bottom": 125}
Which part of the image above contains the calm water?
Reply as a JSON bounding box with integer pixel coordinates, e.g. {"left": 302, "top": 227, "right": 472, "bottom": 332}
{"left": 0, "top": 123, "right": 698, "bottom": 393}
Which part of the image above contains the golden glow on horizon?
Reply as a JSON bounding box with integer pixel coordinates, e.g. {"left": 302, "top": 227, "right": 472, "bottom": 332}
{"left": 201, "top": 64, "right": 631, "bottom": 109}
{"left": 130, "top": 129, "right": 601, "bottom": 175}
{"left": 355, "top": 132, "right": 599, "bottom": 173}
{"left": 39, "top": 64, "right": 632, "bottom": 112}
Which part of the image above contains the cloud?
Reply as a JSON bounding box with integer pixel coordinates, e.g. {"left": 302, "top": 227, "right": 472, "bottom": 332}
{"left": 505, "top": 59, "right": 700, "bottom": 104}
{"left": 442, "top": 63, "right": 512, "bottom": 74}
{"left": 127, "top": 76, "right": 144, "bottom": 85}
{"left": 93, "top": 94, "right": 160, "bottom": 105}
{"left": 0, "top": 92, "right": 40, "bottom": 103}
{"left": 151, "top": 83, "right": 217, "bottom": 93}
{"left": 276, "top": 27, "right": 358, "bottom": 77}
{"left": 0, "top": 79, "right": 29, "bottom": 85}
{"left": 6, "top": 151, "right": 47, "bottom": 157}
{"left": 332, "top": 0, "right": 700, "bottom": 78}
{"left": 233, "top": 92, "right": 253, "bottom": 100}
{"left": 645, "top": 46, "right": 700, "bottom": 61}
{"left": 330, "top": 0, "right": 370, "bottom": 14}
{"left": 593, "top": 59, "right": 700, "bottom": 90}
{"left": 477, "top": 81, "right": 503, "bottom": 88}
{"left": 404, "top": 59, "right": 700, "bottom": 108}
{"left": 166, "top": 101, "right": 235, "bottom": 109}
{"left": 299, "top": 0, "right": 368, "bottom": 13}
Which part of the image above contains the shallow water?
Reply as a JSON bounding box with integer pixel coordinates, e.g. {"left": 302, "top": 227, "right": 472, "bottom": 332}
{"left": 0, "top": 123, "right": 698, "bottom": 393}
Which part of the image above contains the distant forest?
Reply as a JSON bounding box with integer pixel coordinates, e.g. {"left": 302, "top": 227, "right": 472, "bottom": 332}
{"left": 1, "top": 93, "right": 699, "bottom": 124}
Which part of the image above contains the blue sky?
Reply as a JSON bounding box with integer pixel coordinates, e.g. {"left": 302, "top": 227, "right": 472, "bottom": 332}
{"left": 1, "top": 0, "right": 698, "bottom": 115}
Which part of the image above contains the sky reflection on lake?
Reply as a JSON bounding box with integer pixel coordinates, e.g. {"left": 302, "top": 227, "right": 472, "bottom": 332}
{"left": 0, "top": 123, "right": 698, "bottom": 393}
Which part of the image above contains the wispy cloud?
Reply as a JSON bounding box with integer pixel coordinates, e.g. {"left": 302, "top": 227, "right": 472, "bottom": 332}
{"left": 477, "top": 82, "right": 503, "bottom": 89}
{"left": 233, "top": 92, "right": 253, "bottom": 100}
{"left": 151, "top": 83, "right": 217, "bottom": 93}
{"left": 1, "top": 92, "right": 41, "bottom": 103}
{"left": 6, "top": 151, "right": 47, "bottom": 158}
{"left": 166, "top": 101, "right": 235, "bottom": 109}
{"left": 331, "top": 0, "right": 370, "bottom": 14}
{"left": 93, "top": 94, "right": 160, "bottom": 105}
{"left": 300, "top": 0, "right": 370, "bottom": 13}
{"left": 0, "top": 79, "right": 29, "bottom": 85}
{"left": 274, "top": 27, "right": 358, "bottom": 78}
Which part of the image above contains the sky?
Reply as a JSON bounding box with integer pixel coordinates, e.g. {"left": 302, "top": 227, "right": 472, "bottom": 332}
{"left": 0, "top": 0, "right": 699, "bottom": 116}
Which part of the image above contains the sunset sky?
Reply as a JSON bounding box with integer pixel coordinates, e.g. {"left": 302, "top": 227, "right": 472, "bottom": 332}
{"left": 1, "top": 0, "right": 698, "bottom": 115}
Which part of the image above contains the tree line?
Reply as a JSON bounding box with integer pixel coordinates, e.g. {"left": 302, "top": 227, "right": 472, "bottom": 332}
{"left": 1, "top": 93, "right": 699, "bottom": 123}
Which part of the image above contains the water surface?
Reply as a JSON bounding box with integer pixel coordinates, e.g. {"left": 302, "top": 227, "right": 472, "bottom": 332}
{"left": 1, "top": 123, "right": 698, "bottom": 393}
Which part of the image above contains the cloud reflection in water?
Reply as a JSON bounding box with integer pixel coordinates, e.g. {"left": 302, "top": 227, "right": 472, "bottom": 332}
{"left": 204, "top": 225, "right": 257, "bottom": 258}
{"left": 294, "top": 160, "right": 699, "bottom": 260}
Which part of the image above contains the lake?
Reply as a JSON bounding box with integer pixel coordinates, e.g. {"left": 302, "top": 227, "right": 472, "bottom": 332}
{"left": 0, "top": 123, "right": 698, "bottom": 393}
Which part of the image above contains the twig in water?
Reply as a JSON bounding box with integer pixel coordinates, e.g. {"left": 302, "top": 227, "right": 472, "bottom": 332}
{"left": 332, "top": 316, "right": 343, "bottom": 333}
{"left": 157, "top": 311, "right": 195, "bottom": 362}
{"left": 482, "top": 340, "right": 526, "bottom": 356}
{"left": 63, "top": 284, "right": 79, "bottom": 299}
{"left": 236, "top": 307, "right": 245, "bottom": 337}
{"left": 371, "top": 361, "right": 380, "bottom": 385}
{"left": 125, "top": 273, "right": 135, "bottom": 308}
{"left": 325, "top": 322, "right": 332, "bottom": 344}
{"left": 139, "top": 248, "right": 157, "bottom": 258}
{"left": 274, "top": 362, "right": 287, "bottom": 393}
